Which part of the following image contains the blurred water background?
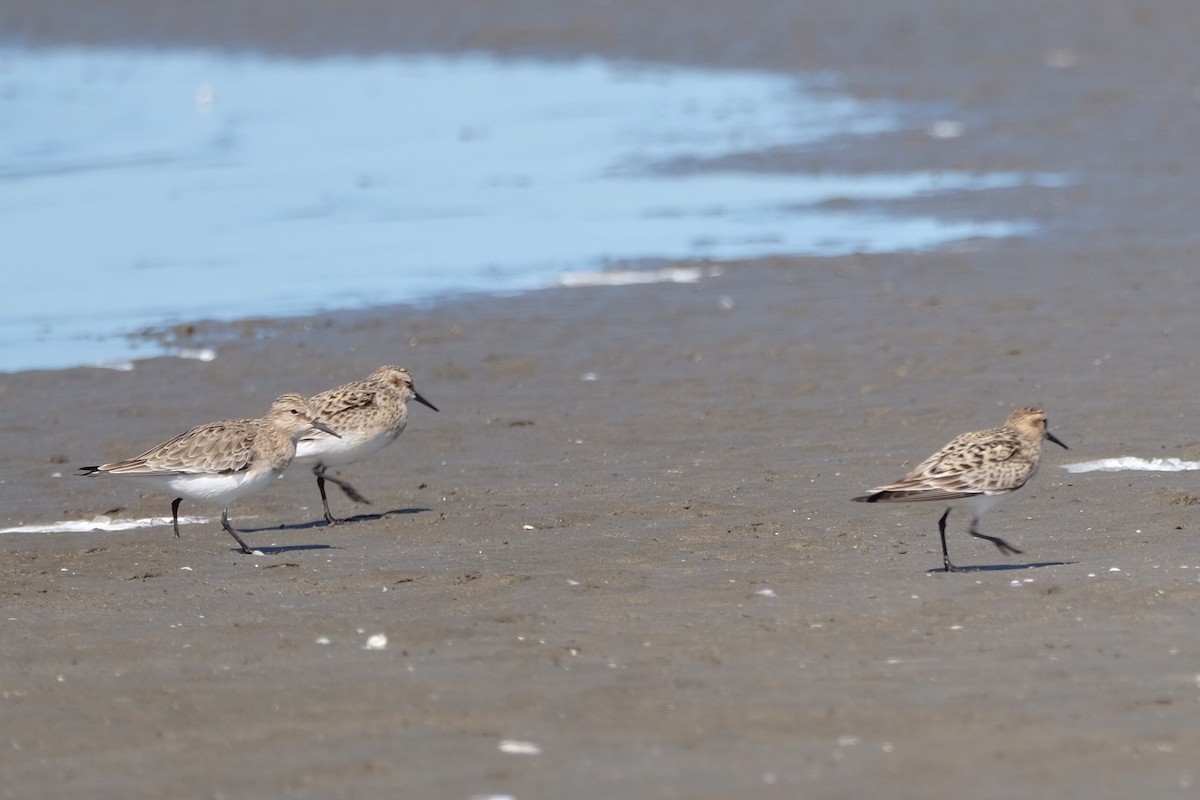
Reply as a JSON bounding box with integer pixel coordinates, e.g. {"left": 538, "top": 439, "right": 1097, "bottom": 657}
{"left": 0, "top": 46, "right": 1055, "bottom": 371}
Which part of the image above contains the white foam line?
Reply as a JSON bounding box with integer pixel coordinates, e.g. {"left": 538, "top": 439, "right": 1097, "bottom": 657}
{"left": 176, "top": 347, "right": 217, "bottom": 362}
{"left": 0, "top": 515, "right": 210, "bottom": 534}
{"left": 557, "top": 267, "right": 703, "bottom": 288}
{"left": 1061, "top": 457, "right": 1200, "bottom": 474}
{"left": 88, "top": 360, "right": 135, "bottom": 372}
{"left": 88, "top": 348, "right": 216, "bottom": 372}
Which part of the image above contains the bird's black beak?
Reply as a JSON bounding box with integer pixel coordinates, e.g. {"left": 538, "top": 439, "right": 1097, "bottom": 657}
{"left": 415, "top": 391, "right": 439, "bottom": 413}
{"left": 313, "top": 419, "right": 341, "bottom": 438}
{"left": 1046, "top": 431, "right": 1068, "bottom": 449}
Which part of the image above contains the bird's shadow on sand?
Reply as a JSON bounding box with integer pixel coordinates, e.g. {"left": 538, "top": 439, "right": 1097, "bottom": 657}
{"left": 928, "top": 560, "right": 1077, "bottom": 574}
{"left": 233, "top": 508, "right": 432, "bottom": 554}
{"left": 241, "top": 507, "right": 432, "bottom": 535}
{"left": 320, "top": 506, "right": 432, "bottom": 528}
{"left": 236, "top": 543, "right": 336, "bottom": 556}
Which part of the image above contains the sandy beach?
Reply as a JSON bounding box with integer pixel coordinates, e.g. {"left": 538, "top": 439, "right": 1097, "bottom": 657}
{"left": 4, "top": 1, "right": 1200, "bottom": 797}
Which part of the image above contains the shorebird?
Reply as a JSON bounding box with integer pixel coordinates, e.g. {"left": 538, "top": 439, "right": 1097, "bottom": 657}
{"left": 292, "top": 366, "right": 438, "bottom": 525}
{"left": 853, "top": 407, "right": 1067, "bottom": 572}
{"left": 80, "top": 393, "right": 338, "bottom": 554}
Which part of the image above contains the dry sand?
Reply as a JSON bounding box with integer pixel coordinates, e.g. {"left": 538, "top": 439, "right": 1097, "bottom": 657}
{"left": 3, "top": 1, "right": 1200, "bottom": 798}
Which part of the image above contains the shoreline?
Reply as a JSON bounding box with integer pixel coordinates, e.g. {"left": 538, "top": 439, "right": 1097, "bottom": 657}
{"left": 0, "top": 41, "right": 1060, "bottom": 375}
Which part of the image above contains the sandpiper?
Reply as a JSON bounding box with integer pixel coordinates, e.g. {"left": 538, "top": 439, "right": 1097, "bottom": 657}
{"left": 853, "top": 407, "right": 1067, "bottom": 572}
{"left": 292, "top": 366, "right": 438, "bottom": 524}
{"left": 80, "top": 393, "right": 338, "bottom": 554}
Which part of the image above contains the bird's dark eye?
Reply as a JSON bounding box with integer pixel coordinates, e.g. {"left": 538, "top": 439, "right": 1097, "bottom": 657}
{"left": 290, "top": 409, "right": 300, "bottom": 415}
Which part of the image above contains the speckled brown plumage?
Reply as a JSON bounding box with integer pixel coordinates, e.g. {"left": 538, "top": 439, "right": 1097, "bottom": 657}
{"left": 853, "top": 407, "right": 1068, "bottom": 572}
{"left": 81, "top": 393, "right": 337, "bottom": 554}
{"left": 292, "top": 366, "right": 438, "bottom": 525}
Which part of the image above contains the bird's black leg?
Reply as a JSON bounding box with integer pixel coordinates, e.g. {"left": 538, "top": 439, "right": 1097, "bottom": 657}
{"left": 316, "top": 464, "right": 370, "bottom": 505}
{"left": 314, "top": 469, "right": 337, "bottom": 525}
{"left": 220, "top": 508, "right": 255, "bottom": 554}
{"left": 969, "top": 518, "right": 1023, "bottom": 556}
{"left": 937, "top": 507, "right": 968, "bottom": 572}
{"left": 313, "top": 464, "right": 370, "bottom": 526}
{"left": 171, "top": 497, "right": 183, "bottom": 538}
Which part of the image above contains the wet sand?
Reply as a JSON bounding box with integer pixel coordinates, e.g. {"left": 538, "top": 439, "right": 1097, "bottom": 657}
{"left": 4, "top": 1, "right": 1200, "bottom": 798}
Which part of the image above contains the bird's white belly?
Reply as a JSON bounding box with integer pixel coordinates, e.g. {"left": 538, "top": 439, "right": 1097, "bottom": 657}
{"left": 962, "top": 493, "right": 1003, "bottom": 516}
{"left": 294, "top": 429, "right": 395, "bottom": 467}
{"left": 155, "top": 468, "right": 277, "bottom": 504}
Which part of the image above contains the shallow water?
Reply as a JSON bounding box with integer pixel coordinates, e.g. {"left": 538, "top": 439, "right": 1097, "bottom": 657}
{"left": 1, "top": 47, "right": 1057, "bottom": 371}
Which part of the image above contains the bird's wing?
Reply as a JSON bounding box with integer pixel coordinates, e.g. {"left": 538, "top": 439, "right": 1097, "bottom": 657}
{"left": 312, "top": 384, "right": 378, "bottom": 416}
{"left": 300, "top": 384, "right": 381, "bottom": 445}
{"left": 100, "top": 420, "right": 259, "bottom": 475}
{"left": 857, "top": 429, "right": 1026, "bottom": 502}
